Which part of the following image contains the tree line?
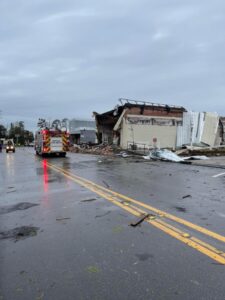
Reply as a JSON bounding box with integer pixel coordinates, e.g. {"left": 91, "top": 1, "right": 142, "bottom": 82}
{"left": 0, "top": 121, "right": 34, "bottom": 145}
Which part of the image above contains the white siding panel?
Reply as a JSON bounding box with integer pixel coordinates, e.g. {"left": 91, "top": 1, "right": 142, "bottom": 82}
{"left": 194, "top": 113, "right": 205, "bottom": 143}
{"left": 201, "top": 113, "right": 219, "bottom": 146}
{"left": 176, "top": 112, "right": 205, "bottom": 147}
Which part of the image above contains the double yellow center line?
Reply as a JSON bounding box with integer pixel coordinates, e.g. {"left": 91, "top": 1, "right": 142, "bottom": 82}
{"left": 47, "top": 162, "right": 225, "bottom": 265}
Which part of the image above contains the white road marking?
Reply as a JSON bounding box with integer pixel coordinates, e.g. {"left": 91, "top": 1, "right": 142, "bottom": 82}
{"left": 217, "top": 212, "right": 225, "bottom": 218}
{"left": 212, "top": 172, "right": 225, "bottom": 178}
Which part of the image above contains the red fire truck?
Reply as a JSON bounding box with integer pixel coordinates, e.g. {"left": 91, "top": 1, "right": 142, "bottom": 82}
{"left": 35, "top": 128, "right": 69, "bottom": 157}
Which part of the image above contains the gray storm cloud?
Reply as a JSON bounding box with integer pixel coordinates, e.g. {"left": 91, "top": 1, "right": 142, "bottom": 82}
{"left": 0, "top": 0, "right": 224, "bottom": 129}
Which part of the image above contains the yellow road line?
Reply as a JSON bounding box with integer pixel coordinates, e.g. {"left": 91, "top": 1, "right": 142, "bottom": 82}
{"left": 157, "top": 219, "right": 225, "bottom": 259}
{"left": 191, "top": 237, "right": 224, "bottom": 255}
{"left": 148, "top": 220, "right": 225, "bottom": 265}
{"left": 47, "top": 162, "right": 225, "bottom": 265}
{"left": 48, "top": 162, "right": 225, "bottom": 244}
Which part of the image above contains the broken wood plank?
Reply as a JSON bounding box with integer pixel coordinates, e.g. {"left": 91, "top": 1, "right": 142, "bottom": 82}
{"left": 56, "top": 217, "right": 71, "bottom": 221}
{"left": 130, "top": 214, "right": 150, "bottom": 227}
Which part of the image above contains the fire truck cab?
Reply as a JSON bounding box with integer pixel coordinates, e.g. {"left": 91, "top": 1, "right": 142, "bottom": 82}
{"left": 35, "top": 129, "right": 69, "bottom": 157}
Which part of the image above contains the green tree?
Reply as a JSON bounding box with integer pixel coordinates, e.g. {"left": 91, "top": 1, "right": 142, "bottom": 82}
{"left": 8, "top": 121, "right": 33, "bottom": 145}
{"left": 0, "top": 124, "right": 7, "bottom": 138}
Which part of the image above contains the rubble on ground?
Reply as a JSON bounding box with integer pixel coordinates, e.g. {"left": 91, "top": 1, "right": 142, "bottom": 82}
{"left": 184, "top": 155, "right": 208, "bottom": 160}
{"left": 175, "top": 146, "right": 225, "bottom": 157}
{"left": 143, "top": 149, "right": 183, "bottom": 162}
{"left": 69, "top": 142, "right": 225, "bottom": 161}
{"left": 69, "top": 144, "right": 115, "bottom": 156}
{"left": 116, "top": 151, "right": 131, "bottom": 158}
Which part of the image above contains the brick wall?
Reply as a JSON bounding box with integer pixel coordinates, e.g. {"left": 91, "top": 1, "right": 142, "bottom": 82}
{"left": 124, "top": 106, "right": 184, "bottom": 118}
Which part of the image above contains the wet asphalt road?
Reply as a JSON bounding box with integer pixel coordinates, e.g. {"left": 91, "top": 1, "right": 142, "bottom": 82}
{"left": 0, "top": 148, "right": 225, "bottom": 300}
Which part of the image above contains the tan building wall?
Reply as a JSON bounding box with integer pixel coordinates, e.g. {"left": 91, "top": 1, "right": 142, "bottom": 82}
{"left": 120, "top": 115, "right": 181, "bottom": 149}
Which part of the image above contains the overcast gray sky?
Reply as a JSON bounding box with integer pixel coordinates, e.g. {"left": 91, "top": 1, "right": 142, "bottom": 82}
{"left": 0, "top": 0, "right": 225, "bottom": 130}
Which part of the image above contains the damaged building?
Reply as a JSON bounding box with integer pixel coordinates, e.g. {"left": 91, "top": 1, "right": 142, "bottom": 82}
{"left": 94, "top": 99, "right": 186, "bottom": 150}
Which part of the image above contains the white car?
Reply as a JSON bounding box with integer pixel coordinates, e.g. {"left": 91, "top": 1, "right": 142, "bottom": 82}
{"left": 6, "top": 140, "right": 15, "bottom": 153}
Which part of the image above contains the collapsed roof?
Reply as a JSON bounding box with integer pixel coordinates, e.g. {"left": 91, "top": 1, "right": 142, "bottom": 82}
{"left": 93, "top": 99, "right": 186, "bottom": 129}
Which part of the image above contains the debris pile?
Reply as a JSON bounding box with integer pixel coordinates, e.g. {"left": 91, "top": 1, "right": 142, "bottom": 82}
{"left": 176, "top": 146, "right": 225, "bottom": 157}
{"left": 69, "top": 142, "right": 225, "bottom": 161}
{"left": 116, "top": 151, "right": 131, "bottom": 158}
{"left": 0, "top": 202, "right": 39, "bottom": 215}
{"left": 143, "top": 149, "right": 209, "bottom": 163}
{"left": 143, "top": 149, "right": 183, "bottom": 162}
{"left": 69, "top": 144, "right": 115, "bottom": 156}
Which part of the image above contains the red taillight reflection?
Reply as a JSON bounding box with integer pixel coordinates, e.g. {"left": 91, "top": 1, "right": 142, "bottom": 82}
{"left": 42, "top": 159, "right": 48, "bottom": 192}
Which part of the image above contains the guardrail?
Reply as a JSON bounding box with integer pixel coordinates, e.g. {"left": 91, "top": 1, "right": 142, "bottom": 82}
{"left": 127, "top": 141, "right": 150, "bottom": 154}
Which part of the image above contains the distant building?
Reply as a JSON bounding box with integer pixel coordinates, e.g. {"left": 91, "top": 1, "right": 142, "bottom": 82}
{"left": 94, "top": 99, "right": 186, "bottom": 150}
{"left": 69, "top": 119, "right": 96, "bottom": 144}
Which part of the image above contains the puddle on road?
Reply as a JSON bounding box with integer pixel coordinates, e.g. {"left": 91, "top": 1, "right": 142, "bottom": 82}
{"left": 36, "top": 167, "right": 48, "bottom": 175}
{"left": 0, "top": 226, "right": 39, "bottom": 241}
{"left": 0, "top": 202, "right": 39, "bottom": 215}
{"left": 36, "top": 167, "right": 67, "bottom": 183}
